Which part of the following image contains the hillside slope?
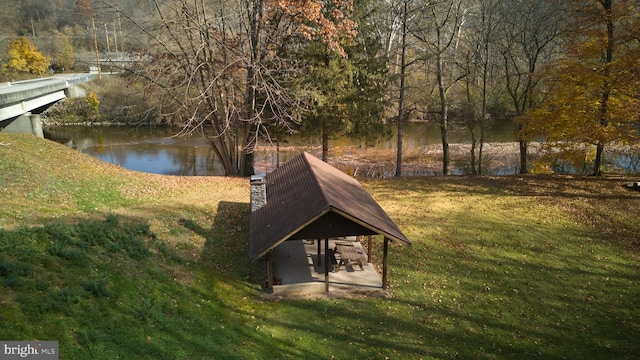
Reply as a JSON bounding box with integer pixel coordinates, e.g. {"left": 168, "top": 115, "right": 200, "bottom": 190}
{"left": 0, "top": 132, "right": 638, "bottom": 359}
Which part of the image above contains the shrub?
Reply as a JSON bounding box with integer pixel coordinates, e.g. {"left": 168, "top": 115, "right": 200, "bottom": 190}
{"left": 82, "top": 276, "right": 113, "bottom": 297}
{"left": 84, "top": 90, "right": 100, "bottom": 116}
{"left": 0, "top": 261, "right": 33, "bottom": 289}
{"left": 0, "top": 227, "right": 47, "bottom": 259}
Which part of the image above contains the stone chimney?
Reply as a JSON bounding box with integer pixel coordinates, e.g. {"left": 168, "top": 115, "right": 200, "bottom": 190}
{"left": 250, "top": 175, "right": 266, "bottom": 212}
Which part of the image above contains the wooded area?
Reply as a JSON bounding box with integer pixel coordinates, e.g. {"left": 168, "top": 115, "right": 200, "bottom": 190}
{"left": 0, "top": 0, "right": 638, "bottom": 176}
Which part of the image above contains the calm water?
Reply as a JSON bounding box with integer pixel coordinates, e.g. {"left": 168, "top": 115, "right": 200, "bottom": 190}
{"left": 44, "top": 122, "right": 518, "bottom": 176}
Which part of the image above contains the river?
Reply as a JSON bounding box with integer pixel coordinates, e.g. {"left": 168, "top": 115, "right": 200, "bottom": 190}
{"left": 44, "top": 121, "right": 521, "bottom": 176}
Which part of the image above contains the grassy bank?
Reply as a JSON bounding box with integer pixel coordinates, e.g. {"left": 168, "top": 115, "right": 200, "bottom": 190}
{"left": 1, "top": 133, "right": 639, "bottom": 359}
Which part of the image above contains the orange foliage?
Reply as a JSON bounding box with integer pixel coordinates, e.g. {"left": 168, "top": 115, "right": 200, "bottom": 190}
{"left": 74, "top": 0, "right": 93, "bottom": 20}
{"left": 269, "top": 0, "right": 357, "bottom": 56}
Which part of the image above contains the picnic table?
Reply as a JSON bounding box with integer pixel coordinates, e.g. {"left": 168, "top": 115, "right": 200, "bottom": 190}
{"left": 333, "top": 242, "right": 366, "bottom": 272}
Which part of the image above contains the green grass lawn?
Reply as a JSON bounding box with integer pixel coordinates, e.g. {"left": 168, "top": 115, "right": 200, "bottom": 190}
{"left": 1, "top": 133, "right": 639, "bottom": 359}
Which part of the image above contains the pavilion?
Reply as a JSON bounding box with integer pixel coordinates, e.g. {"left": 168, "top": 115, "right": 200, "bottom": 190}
{"left": 250, "top": 152, "right": 410, "bottom": 292}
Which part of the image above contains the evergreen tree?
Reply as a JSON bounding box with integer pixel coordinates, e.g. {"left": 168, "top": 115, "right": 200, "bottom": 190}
{"left": 297, "top": 0, "right": 391, "bottom": 161}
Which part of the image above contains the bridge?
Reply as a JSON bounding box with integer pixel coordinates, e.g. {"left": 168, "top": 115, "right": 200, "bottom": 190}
{"left": 0, "top": 74, "right": 96, "bottom": 137}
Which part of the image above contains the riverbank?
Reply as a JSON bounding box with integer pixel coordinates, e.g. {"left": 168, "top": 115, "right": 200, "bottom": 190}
{"left": 330, "top": 142, "right": 524, "bottom": 177}
{"left": 251, "top": 142, "right": 526, "bottom": 177}
{"left": 43, "top": 122, "right": 528, "bottom": 176}
{"left": 43, "top": 123, "right": 640, "bottom": 177}
{"left": 256, "top": 141, "right": 640, "bottom": 177}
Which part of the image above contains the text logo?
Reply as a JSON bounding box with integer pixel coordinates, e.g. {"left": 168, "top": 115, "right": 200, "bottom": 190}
{"left": 0, "top": 342, "right": 58, "bottom": 360}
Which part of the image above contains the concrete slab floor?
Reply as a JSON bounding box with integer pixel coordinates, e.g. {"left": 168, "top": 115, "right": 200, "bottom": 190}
{"left": 265, "top": 238, "right": 387, "bottom": 299}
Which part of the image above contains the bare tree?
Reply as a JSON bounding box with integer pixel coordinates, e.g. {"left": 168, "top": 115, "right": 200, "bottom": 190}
{"left": 496, "top": 0, "right": 565, "bottom": 174}
{"left": 362, "top": 0, "right": 408, "bottom": 176}
{"left": 411, "top": 0, "right": 464, "bottom": 175}
{"left": 456, "top": 0, "right": 502, "bottom": 175}
{"left": 123, "top": 0, "right": 355, "bottom": 176}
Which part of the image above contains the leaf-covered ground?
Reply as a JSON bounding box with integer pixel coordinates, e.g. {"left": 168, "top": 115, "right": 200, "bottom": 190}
{"left": 1, "top": 132, "right": 639, "bottom": 359}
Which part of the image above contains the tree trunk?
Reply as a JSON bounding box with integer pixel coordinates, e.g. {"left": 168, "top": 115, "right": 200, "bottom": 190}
{"left": 395, "top": 0, "right": 409, "bottom": 177}
{"left": 470, "top": 135, "right": 477, "bottom": 175}
{"left": 478, "top": 121, "right": 485, "bottom": 175}
{"left": 479, "top": 36, "right": 489, "bottom": 175}
{"left": 243, "top": 152, "right": 254, "bottom": 177}
{"left": 593, "top": 143, "right": 605, "bottom": 176}
{"left": 436, "top": 52, "right": 450, "bottom": 175}
{"left": 593, "top": 0, "right": 614, "bottom": 176}
{"left": 519, "top": 139, "right": 528, "bottom": 174}
{"left": 396, "top": 107, "right": 404, "bottom": 176}
{"left": 464, "top": 73, "right": 477, "bottom": 175}
{"left": 238, "top": 0, "right": 262, "bottom": 177}
{"left": 322, "top": 122, "right": 329, "bottom": 162}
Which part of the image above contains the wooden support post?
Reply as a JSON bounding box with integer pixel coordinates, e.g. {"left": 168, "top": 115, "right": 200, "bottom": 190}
{"left": 267, "top": 250, "right": 274, "bottom": 289}
{"left": 317, "top": 238, "right": 321, "bottom": 266}
{"left": 367, "top": 235, "right": 373, "bottom": 263}
{"left": 324, "top": 238, "right": 330, "bottom": 292}
{"left": 382, "top": 237, "right": 389, "bottom": 290}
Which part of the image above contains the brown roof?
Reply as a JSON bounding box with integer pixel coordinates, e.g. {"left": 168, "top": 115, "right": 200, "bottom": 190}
{"left": 250, "top": 152, "right": 410, "bottom": 261}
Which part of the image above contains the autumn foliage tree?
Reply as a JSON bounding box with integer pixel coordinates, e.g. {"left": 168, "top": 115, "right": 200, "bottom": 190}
{"left": 2, "top": 37, "right": 51, "bottom": 76}
{"left": 274, "top": 0, "right": 357, "bottom": 55}
{"left": 74, "top": 0, "right": 94, "bottom": 20}
{"left": 52, "top": 33, "right": 75, "bottom": 71}
{"left": 525, "top": 0, "right": 640, "bottom": 175}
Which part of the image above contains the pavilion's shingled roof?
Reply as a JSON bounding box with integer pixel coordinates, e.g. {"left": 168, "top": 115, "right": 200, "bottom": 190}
{"left": 250, "top": 152, "right": 410, "bottom": 261}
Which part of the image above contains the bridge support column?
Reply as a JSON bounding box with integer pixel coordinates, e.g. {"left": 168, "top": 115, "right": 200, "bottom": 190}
{"left": 29, "top": 113, "right": 44, "bottom": 138}
{"left": 1, "top": 112, "right": 44, "bottom": 138}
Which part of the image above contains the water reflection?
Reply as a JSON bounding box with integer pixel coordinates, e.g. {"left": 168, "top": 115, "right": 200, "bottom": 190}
{"left": 45, "top": 126, "right": 217, "bottom": 175}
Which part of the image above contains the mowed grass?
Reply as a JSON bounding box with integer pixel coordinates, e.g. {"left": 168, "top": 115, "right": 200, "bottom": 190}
{"left": 0, "top": 133, "right": 639, "bottom": 359}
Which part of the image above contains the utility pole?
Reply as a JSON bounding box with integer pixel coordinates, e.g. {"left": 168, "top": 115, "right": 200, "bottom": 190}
{"left": 113, "top": 23, "right": 120, "bottom": 61}
{"left": 104, "top": 24, "right": 111, "bottom": 55}
{"left": 92, "top": 17, "right": 101, "bottom": 79}
{"left": 117, "top": 6, "right": 124, "bottom": 56}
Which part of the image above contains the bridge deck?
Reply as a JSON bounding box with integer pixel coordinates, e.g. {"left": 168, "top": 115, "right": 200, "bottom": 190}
{"left": 0, "top": 74, "right": 96, "bottom": 122}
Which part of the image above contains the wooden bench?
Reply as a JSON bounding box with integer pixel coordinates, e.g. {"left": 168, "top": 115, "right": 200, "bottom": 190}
{"left": 327, "top": 248, "right": 340, "bottom": 272}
